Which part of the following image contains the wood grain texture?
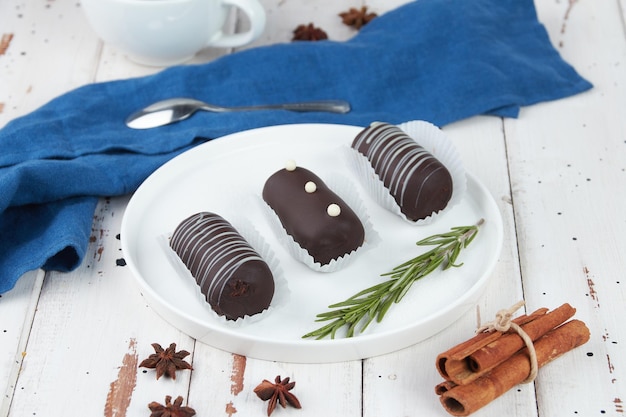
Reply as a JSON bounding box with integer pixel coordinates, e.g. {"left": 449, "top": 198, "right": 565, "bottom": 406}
{"left": 1, "top": 0, "right": 625, "bottom": 416}
{"left": 0, "top": 270, "right": 43, "bottom": 417}
{"left": 506, "top": 0, "right": 626, "bottom": 415}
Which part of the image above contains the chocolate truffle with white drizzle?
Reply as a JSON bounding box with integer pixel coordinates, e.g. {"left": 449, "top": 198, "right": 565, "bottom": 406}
{"left": 352, "top": 122, "right": 453, "bottom": 221}
{"left": 170, "top": 212, "right": 275, "bottom": 320}
{"left": 263, "top": 160, "right": 365, "bottom": 265}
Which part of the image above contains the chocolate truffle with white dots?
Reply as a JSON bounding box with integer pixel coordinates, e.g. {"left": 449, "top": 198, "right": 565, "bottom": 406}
{"left": 262, "top": 161, "right": 365, "bottom": 265}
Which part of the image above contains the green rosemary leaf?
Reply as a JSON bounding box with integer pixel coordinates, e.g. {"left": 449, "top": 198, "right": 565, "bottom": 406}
{"left": 377, "top": 293, "right": 397, "bottom": 322}
{"left": 302, "top": 219, "right": 484, "bottom": 340}
{"left": 327, "top": 298, "right": 365, "bottom": 308}
{"left": 315, "top": 310, "right": 347, "bottom": 320}
{"left": 344, "top": 281, "right": 391, "bottom": 300}
{"left": 360, "top": 313, "right": 378, "bottom": 333}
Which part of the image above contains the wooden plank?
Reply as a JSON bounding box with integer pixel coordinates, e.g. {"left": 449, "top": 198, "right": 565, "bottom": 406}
{"left": 361, "top": 115, "right": 532, "bottom": 416}
{"left": 0, "top": 0, "right": 101, "bottom": 127}
{"left": 505, "top": 0, "right": 626, "bottom": 415}
{"left": 5, "top": 196, "right": 197, "bottom": 417}
{"left": 0, "top": 0, "right": 103, "bottom": 415}
{"left": 0, "top": 270, "right": 43, "bottom": 417}
{"left": 187, "top": 349, "right": 362, "bottom": 416}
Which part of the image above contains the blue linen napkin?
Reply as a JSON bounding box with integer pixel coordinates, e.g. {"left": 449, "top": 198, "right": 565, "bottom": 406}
{"left": 0, "top": 0, "right": 592, "bottom": 294}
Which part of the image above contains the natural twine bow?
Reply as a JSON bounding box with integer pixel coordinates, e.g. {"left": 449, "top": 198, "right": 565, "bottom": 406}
{"left": 476, "top": 300, "right": 538, "bottom": 383}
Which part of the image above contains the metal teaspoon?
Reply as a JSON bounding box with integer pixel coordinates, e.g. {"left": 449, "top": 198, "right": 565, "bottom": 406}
{"left": 125, "top": 98, "right": 351, "bottom": 129}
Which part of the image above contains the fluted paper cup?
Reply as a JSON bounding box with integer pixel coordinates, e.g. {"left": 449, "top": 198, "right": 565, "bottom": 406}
{"left": 349, "top": 120, "right": 466, "bottom": 226}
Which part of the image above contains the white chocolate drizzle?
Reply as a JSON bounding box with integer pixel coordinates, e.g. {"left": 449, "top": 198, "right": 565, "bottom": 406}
{"left": 170, "top": 213, "right": 265, "bottom": 306}
{"left": 353, "top": 122, "right": 442, "bottom": 208}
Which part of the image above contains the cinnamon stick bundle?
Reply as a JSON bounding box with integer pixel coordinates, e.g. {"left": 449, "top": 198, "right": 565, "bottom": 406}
{"left": 436, "top": 303, "right": 576, "bottom": 385}
{"left": 435, "top": 303, "right": 590, "bottom": 416}
{"left": 438, "top": 319, "right": 590, "bottom": 416}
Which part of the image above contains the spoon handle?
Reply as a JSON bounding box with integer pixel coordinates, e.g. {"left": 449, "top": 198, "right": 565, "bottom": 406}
{"left": 205, "top": 100, "right": 351, "bottom": 114}
{"left": 266, "top": 100, "right": 351, "bottom": 113}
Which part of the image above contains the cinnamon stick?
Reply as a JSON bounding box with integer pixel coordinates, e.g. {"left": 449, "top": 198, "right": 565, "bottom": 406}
{"left": 438, "top": 303, "right": 576, "bottom": 385}
{"left": 439, "top": 319, "right": 590, "bottom": 416}
{"left": 435, "top": 380, "right": 457, "bottom": 395}
{"left": 436, "top": 307, "right": 548, "bottom": 380}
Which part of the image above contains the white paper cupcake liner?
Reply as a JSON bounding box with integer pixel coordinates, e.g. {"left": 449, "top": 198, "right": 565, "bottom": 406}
{"left": 348, "top": 120, "right": 466, "bottom": 226}
{"left": 261, "top": 170, "right": 379, "bottom": 273}
{"left": 159, "top": 214, "right": 288, "bottom": 328}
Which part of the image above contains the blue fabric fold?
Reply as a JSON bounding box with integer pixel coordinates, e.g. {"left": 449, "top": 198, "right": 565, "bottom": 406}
{"left": 0, "top": 0, "right": 592, "bottom": 293}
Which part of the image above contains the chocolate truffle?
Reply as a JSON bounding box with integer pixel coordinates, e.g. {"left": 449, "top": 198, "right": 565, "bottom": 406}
{"left": 262, "top": 162, "right": 365, "bottom": 265}
{"left": 352, "top": 122, "right": 453, "bottom": 221}
{"left": 170, "top": 212, "right": 274, "bottom": 320}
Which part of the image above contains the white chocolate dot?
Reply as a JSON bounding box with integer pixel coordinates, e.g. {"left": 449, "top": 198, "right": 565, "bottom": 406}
{"left": 305, "top": 181, "right": 317, "bottom": 193}
{"left": 327, "top": 203, "right": 341, "bottom": 217}
{"left": 285, "top": 160, "right": 297, "bottom": 171}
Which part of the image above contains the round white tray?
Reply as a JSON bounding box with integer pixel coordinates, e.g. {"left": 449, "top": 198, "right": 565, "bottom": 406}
{"left": 121, "top": 123, "right": 503, "bottom": 363}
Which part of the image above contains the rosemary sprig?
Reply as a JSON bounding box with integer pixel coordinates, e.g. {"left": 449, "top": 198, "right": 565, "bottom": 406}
{"left": 302, "top": 219, "right": 484, "bottom": 340}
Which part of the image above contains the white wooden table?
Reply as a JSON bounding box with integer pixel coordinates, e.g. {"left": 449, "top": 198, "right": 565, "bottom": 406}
{"left": 1, "top": 0, "right": 625, "bottom": 416}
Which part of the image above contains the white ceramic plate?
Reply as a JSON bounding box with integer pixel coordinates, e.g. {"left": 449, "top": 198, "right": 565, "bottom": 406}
{"left": 121, "top": 123, "right": 503, "bottom": 363}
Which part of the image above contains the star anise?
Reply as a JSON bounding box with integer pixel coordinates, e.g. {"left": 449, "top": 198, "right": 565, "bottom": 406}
{"left": 253, "top": 375, "right": 302, "bottom": 416}
{"left": 148, "top": 395, "right": 196, "bottom": 417}
{"left": 139, "top": 343, "right": 193, "bottom": 380}
{"left": 292, "top": 23, "right": 328, "bottom": 41}
{"left": 339, "top": 6, "right": 378, "bottom": 29}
